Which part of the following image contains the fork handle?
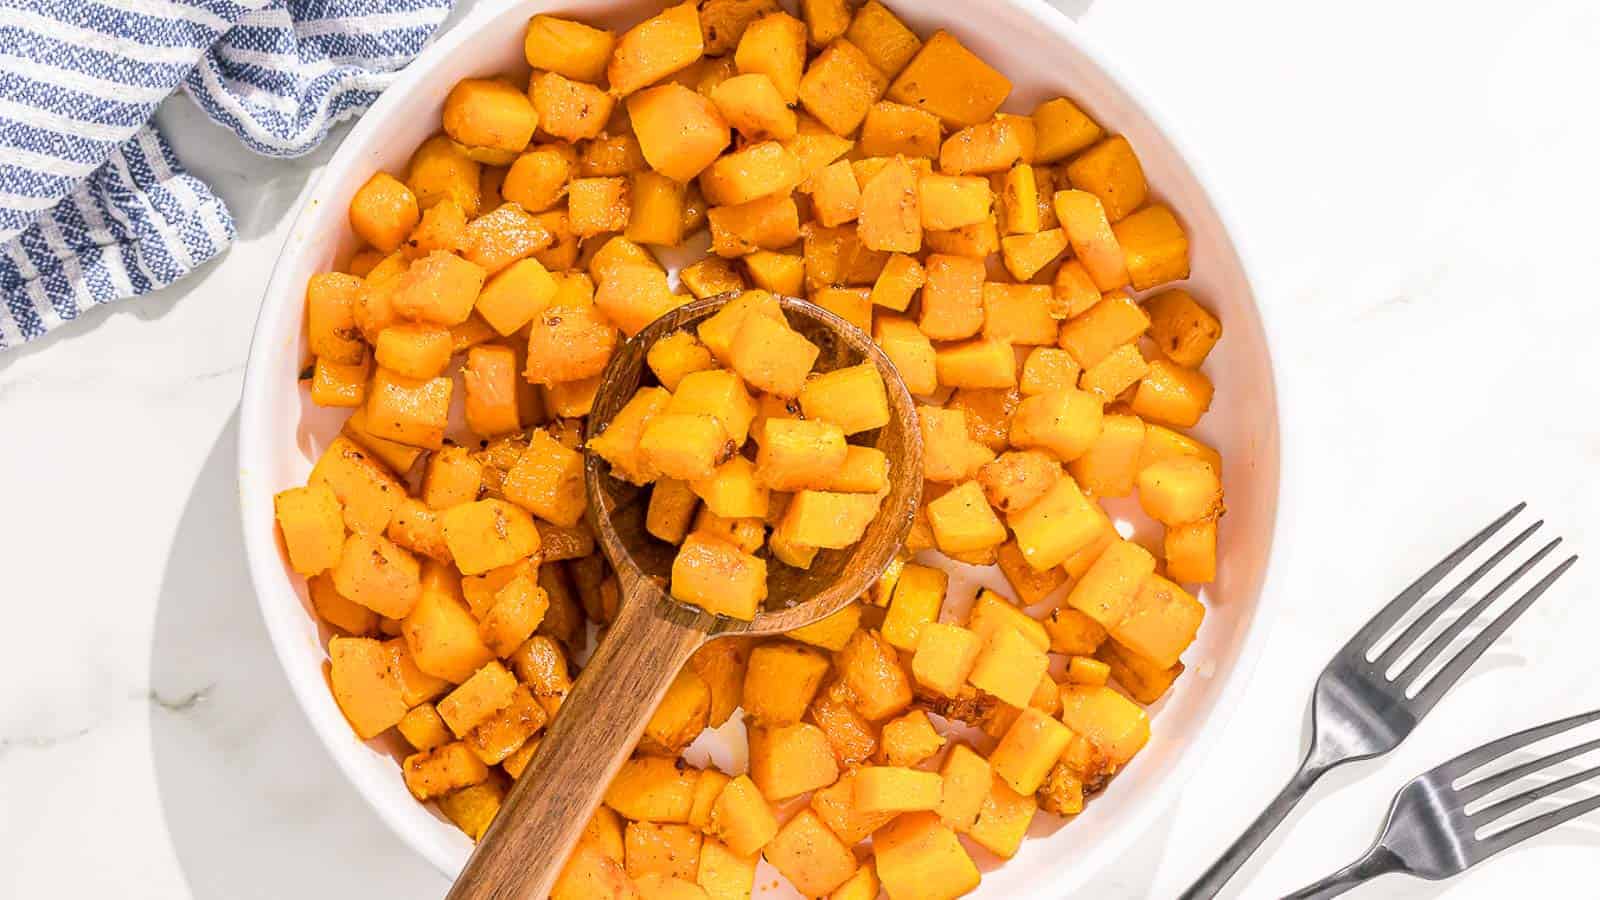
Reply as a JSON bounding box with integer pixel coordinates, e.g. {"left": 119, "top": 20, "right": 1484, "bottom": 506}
{"left": 1179, "top": 762, "right": 1326, "bottom": 899}
{"left": 1281, "top": 846, "right": 1403, "bottom": 899}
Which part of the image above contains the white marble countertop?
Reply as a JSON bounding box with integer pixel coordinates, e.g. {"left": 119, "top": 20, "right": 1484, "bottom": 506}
{"left": 3, "top": 0, "right": 1598, "bottom": 897}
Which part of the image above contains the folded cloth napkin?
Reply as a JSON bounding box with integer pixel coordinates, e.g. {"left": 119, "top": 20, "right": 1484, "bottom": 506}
{"left": 0, "top": 0, "right": 455, "bottom": 351}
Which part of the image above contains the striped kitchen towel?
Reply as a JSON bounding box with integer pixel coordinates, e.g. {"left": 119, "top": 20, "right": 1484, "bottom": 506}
{"left": 0, "top": 0, "right": 455, "bottom": 351}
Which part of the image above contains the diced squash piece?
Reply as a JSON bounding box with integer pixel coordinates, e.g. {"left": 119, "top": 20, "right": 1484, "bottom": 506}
{"left": 874, "top": 813, "right": 981, "bottom": 900}
{"left": 1009, "top": 388, "right": 1104, "bottom": 462}
{"left": 639, "top": 413, "right": 733, "bottom": 481}
{"left": 1065, "top": 539, "right": 1157, "bottom": 629}
{"left": 626, "top": 822, "right": 703, "bottom": 881}
{"left": 1131, "top": 359, "right": 1214, "bottom": 429}
{"left": 647, "top": 478, "right": 700, "bottom": 545}
{"left": 749, "top": 722, "right": 839, "bottom": 800}
{"left": 989, "top": 706, "right": 1071, "bottom": 795}
{"left": 1006, "top": 476, "right": 1104, "bottom": 571}
{"left": 741, "top": 250, "right": 804, "bottom": 295}
{"left": 465, "top": 683, "right": 547, "bottom": 764}
{"left": 886, "top": 31, "right": 1010, "bottom": 127}
{"left": 880, "top": 562, "right": 945, "bottom": 652}
{"left": 729, "top": 312, "right": 822, "bottom": 398}
{"left": 609, "top": 1, "right": 705, "bottom": 96}
{"left": 844, "top": 1, "right": 920, "bottom": 77}
{"left": 443, "top": 78, "right": 537, "bottom": 154}
{"left": 801, "top": 0, "right": 851, "bottom": 46}
{"left": 1020, "top": 347, "right": 1080, "bottom": 397}
{"left": 755, "top": 418, "right": 848, "bottom": 490}
{"left": 853, "top": 766, "right": 942, "bottom": 813}
{"left": 700, "top": 141, "right": 804, "bottom": 206}
{"left": 1165, "top": 518, "right": 1218, "bottom": 584}
{"left": 1032, "top": 97, "right": 1103, "bottom": 163}
{"left": 697, "top": 839, "right": 756, "bottom": 900}
{"left": 1139, "top": 423, "right": 1223, "bottom": 473}
{"left": 1080, "top": 342, "right": 1150, "bottom": 401}
{"left": 919, "top": 406, "right": 993, "bottom": 484}
{"left": 309, "top": 575, "right": 379, "bottom": 635}
{"left": 626, "top": 171, "right": 688, "bottom": 246}
{"left": 408, "top": 134, "right": 482, "bottom": 216}
{"left": 478, "top": 574, "right": 549, "bottom": 657}
{"left": 1112, "top": 574, "right": 1205, "bottom": 668}
{"left": 440, "top": 499, "right": 541, "bottom": 576}
{"left": 350, "top": 172, "right": 420, "bottom": 254}
{"left": 1067, "top": 655, "right": 1111, "bottom": 686}
{"left": 968, "top": 778, "right": 1037, "bottom": 859}
{"left": 1098, "top": 639, "right": 1184, "bottom": 704}
{"left": 743, "top": 642, "right": 830, "bottom": 725}
{"left": 877, "top": 709, "right": 945, "bottom": 767}
{"left": 390, "top": 249, "right": 486, "bottom": 326}
{"left": 976, "top": 450, "right": 1059, "bottom": 514}
{"left": 1064, "top": 135, "right": 1147, "bottom": 223}
{"left": 1045, "top": 606, "right": 1109, "bottom": 656}
{"left": 398, "top": 703, "right": 452, "bottom": 751}
{"left": 925, "top": 480, "right": 1005, "bottom": 554}
{"left": 606, "top": 756, "right": 699, "bottom": 822}
{"left": 1051, "top": 260, "right": 1101, "bottom": 319}
{"left": 856, "top": 154, "right": 921, "bottom": 253}
{"left": 734, "top": 12, "right": 807, "bottom": 103}
{"left": 710, "top": 73, "right": 796, "bottom": 142}
{"left": 589, "top": 386, "right": 672, "bottom": 484}
{"left": 837, "top": 629, "right": 912, "bottom": 720}
{"left": 330, "top": 532, "right": 421, "bottom": 619}
{"left": 938, "top": 117, "right": 1025, "bottom": 176}
{"left": 1069, "top": 412, "right": 1146, "bottom": 497}
{"left": 691, "top": 456, "right": 769, "bottom": 519}
{"left": 911, "top": 622, "right": 981, "bottom": 699}
{"left": 918, "top": 253, "right": 985, "bottom": 340}
{"left": 1116, "top": 203, "right": 1192, "bottom": 290}
{"left": 678, "top": 258, "right": 745, "bottom": 301}
{"left": 437, "top": 660, "right": 517, "bottom": 737}
{"left": 1060, "top": 684, "right": 1149, "bottom": 768}
{"left": 275, "top": 483, "right": 345, "bottom": 576}
{"left": 798, "top": 39, "right": 888, "bottom": 136}
{"left": 967, "top": 626, "right": 1048, "bottom": 708}
{"left": 670, "top": 533, "right": 767, "bottom": 620}
{"left": 1054, "top": 189, "right": 1128, "bottom": 292}
{"left": 403, "top": 563, "right": 495, "bottom": 682}
{"left": 764, "top": 810, "right": 858, "bottom": 897}
{"left": 1058, "top": 293, "right": 1150, "bottom": 368}
{"left": 530, "top": 71, "right": 613, "bottom": 142}
{"left": 798, "top": 362, "right": 889, "bottom": 434}
{"left": 779, "top": 490, "right": 881, "bottom": 549}
{"left": 328, "top": 636, "right": 408, "bottom": 739}
{"left": 1000, "top": 228, "right": 1070, "bottom": 282}
{"left": 859, "top": 101, "right": 941, "bottom": 160}
{"left": 628, "top": 84, "right": 731, "bottom": 182}
{"left": 525, "top": 15, "right": 614, "bottom": 82}
{"left": 1145, "top": 288, "right": 1222, "bottom": 368}
{"left": 707, "top": 774, "right": 778, "bottom": 855}
{"left": 502, "top": 429, "right": 586, "bottom": 527}
{"left": 707, "top": 193, "right": 800, "bottom": 257}
{"left": 918, "top": 174, "right": 991, "bottom": 231}
{"left": 402, "top": 741, "right": 489, "bottom": 801}
{"left": 873, "top": 315, "right": 936, "bottom": 396}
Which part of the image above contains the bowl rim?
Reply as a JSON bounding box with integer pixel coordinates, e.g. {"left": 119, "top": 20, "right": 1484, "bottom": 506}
{"left": 237, "top": 0, "right": 1295, "bottom": 890}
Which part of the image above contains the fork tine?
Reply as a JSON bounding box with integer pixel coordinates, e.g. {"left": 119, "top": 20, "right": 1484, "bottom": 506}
{"left": 1409, "top": 553, "right": 1578, "bottom": 711}
{"left": 1470, "top": 762, "right": 1600, "bottom": 825}
{"left": 1440, "top": 709, "right": 1600, "bottom": 782}
{"left": 1476, "top": 792, "right": 1600, "bottom": 860}
{"left": 1348, "top": 502, "right": 1525, "bottom": 651}
{"left": 1373, "top": 520, "right": 1542, "bottom": 672}
{"left": 1457, "top": 734, "right": 1600, "bottom": 803}
{"left": 1395, "top": 537, "right": 1561, "bottom": 688}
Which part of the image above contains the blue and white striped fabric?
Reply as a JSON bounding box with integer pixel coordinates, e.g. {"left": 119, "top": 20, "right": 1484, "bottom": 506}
{"left": 0, "top": 0, "right": 454, "bottom": 351}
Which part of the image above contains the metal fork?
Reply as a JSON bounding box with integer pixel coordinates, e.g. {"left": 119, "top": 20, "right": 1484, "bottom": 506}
{"left": 1181, "top": 503, "right": 1578, "bottom": 898}
{"left": 1284, "top": 707, "right": 1600, "bottom": 898}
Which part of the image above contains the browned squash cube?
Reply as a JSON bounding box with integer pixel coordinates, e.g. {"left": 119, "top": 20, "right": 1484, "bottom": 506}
{"left": 726, "top": 311, "right": 820, "bottom": 398}
{"left": 367, "top": 367, "right": 452, "bottom": 450}
{"left": 742, "top": 641, "right": 830, "bottom": 725}
{"left": 917, "top": 253, "right": 985, "bottom": 340}
{"left": 798, "top": 362, "right": 889, "bottom": 435}
{"left": 1064, "top": 135, "right": 1147, "bottom": 223}
{"left": 608, "top": 1, "right": 706, "bottom": 96}
{"left": 275, "top": 483, "right": 345, "bottom": 576}
{"left": 390, "top": 249, "right": 486, "bottom": 326}
{"left": 763, "top": 810, "right": 857, "bottom": 896}
{"left": 443, "top": 78, "right": 538, "bottom": 154}
{"left": 375, "top": 323, "right": 452, "bottom": 380}
{"left": 502, "top": 429, "right": 587, "bottom": 528}
{"left": 1032, "top": 96, "right": 1103, "bottom": 163}
{"left": 1130, "top": 358, "right": 1214, "bottom": 428}
{"left": 734, "top": 11, "right": 806, "bottom": 103}
{"left": 1114, "top": 204, "right": 1191, "bottom": 291}
{"left": 523, "top": 296, "right": 618, "bottom": 387}
{"left": 844, "top": 0, "right": 921, "bottom": 77}
{"left": 707, "top": 193, "right": 799, "bottom": 257}
{"left": 530, "top": 71, "right": 614, "bottom": 142}
{"left": 754, "top": 418, "right": 847, "bottom": 490}
{"left": 628, "top": 84, "right": 731, "bottom": 183}
{"left": 440, "top": 499, "right": 542, "bottom": 576}
{"left": 1009, "top": 388, "right": 1104, "bottom": 462}
{"left": 670, "top": 533, "right": 767, "bottom": 620}
{"left": 408, "top": 134, "right": 482, "bottom": 215}
{"left": 798, "top": 39, "right": 887, "bottom": 136}
{"left": 837, "top": 629, "right": 912, "bottom": 720}
{"left": 886, "top": 30, "right": 1010, "bottom": 128}
{"left": 873, "top": 315, "right": 937, "bottom": 396}
{"left": 350, "top": 172, "right": 420, "bottom": 254}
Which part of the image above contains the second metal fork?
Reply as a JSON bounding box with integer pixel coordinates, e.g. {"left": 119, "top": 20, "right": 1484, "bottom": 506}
{"left": 1181, "top": 502, "right": 1578, "bottom": 899}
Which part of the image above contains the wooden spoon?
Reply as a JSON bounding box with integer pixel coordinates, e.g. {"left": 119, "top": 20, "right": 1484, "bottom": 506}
{"left": 447, "top": 292, "right": 923, "bottom": 900}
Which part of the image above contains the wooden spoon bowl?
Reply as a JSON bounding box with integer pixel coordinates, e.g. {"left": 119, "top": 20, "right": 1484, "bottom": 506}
{"left": 448, "top": 292, "right": 923, "bottom": 900}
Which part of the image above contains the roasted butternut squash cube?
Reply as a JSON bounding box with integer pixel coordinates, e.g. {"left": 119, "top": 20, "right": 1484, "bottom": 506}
{"left": 1050, "top": 259, "right": 1101, "bottom": 320}
{"left": 855, "top": 154, "right": 921, "bottom": 253}
{"left": 589, "top": 386, "right": 672, "bottom": 484}
{"left": 408, "top": 134, "right": 482, "bottom": 215}
{"left": 695, "top": 289, "right": 780, "bottom": 362}
{"left": 691, "top": 508, "right": 765, "bottom": 555}
{"left": 639, "top": 413, "right": 733, "bottom": 481}
{"left": 1020, "top": 346, "right": 1080, "bottom": 397}
{"left": 1059, "top": 293, "right": 1148, "bottom": 368}
{"left": 998, "top": 164, "right": 1040, "bottom": 235}
{"left": 465, "top": 682, "right": 547, "bottom": 764}
{"left": 934, "top": 743, "right": 992, "bottom": 833}
{"left": 764, "top": 810, "right": 858, "bottom": 897}
{"left": 1061, "top": 511, "right": 1118, "bottom": 581}
{"left": 330, "top": 531, "right": 421, "bottom": 619}
{"left": 709, "top": 73, "right": 796, "bottom": 143}
{"left": 462, "top": 203, "right": 555, "bottom": 275}
{"left": 439, "top": 777, "right": 506, "bottom": 840}
{"left": 853, "top": 766, "right": 942, "bottom": 814}
{"left": 976, "top": 450, "right": 1061, "bottom": 515}
{"left": 309, "top": 574, "right": 378, "bottom": 635}
{"left": 625, "top": 822, "right": 703, "bottom": 881}
{"left": 328, "top": 635, "right": 408, "bottom": 739}
{"left": 1006, "top": 476, "right": 1103, "bottom": 571}
{"left": 390, "top": 249, "right": 486, "bottom": 326}
{"left": 670, "top": 533, "right": 767, "bottom": 619}
{"left": 459, "top": 345, "right": 521, "bottom": 439}
{"left": 1060, "top": 684, "right": 1149, "bottom": 768}
{"left": 478, "top": 574, "right": 549, "bottom": 657}
{"left": 800, "top": 0, "right": 850, "bottom": 45}
{"left": 696, "top": 838, "right": 755, "bottom": 900}
{"left": 1067, "top": 655, "right": 1111, "bottom": 686}
{"left": 837, "top": 629, "right": 912, "bottom": 720}
{"left": 779, "top": 490, "right": 882, "bottom": 549}
{"left": 882, "top": 563, "right": 946, "bottom": 652}
{"left": 440, "top": 499, "right": 542, "bottom": 576}
{"left": 754, "top": 418, "right": 847, "bottom": 490}
{"left": 628, "top": 84, "right": 731, "bottom": 182}
{"left": 1069, "top": 412, "right": 1146, "bottom": 497}
{"left": 1064, "top": 135, "right": 1147, "bottom": 223}
{"left": 796, "top": 363, "right": 888, "bottom": 435}
{"left": 500, "top": 430, "right": 584, "bottom": 528}
{"left": 919, "top": 406, "right": 993, "bottom": 484}
{"left": 742, "top": 642, "right": 830, "bottom": 725}
{"left": 741, "top": 250, "right": 804, "bottom": 295}
{"left": 805, "top": 771, "right": 889, "bottom": 843}
{"left": 606, "top": 756, "right": 700, "bottom": 822}
{"left": 844, "top": 0, "right": 920, "bottom": 77}
{"left": 925, "top": 480, "right": 1005, "bottom": 554}
{"left": 867, "top": 253, "right": 925, "bottom": 313}
{"left": 305, "top": 272, "right": 367, "bottom": 365}
{"left": 688, "top": 768, "right": 731, "bottom": 831}
{"left": 402, "top": 564, "right": 495, "bottom": 682}
{"left": 1009, "top": 387, "right": 1104, "bottom": 462}
{"left": 707, "top": 193, "right": 800, "bottom": 257}
{"left": 678, "top": 258, "right": 744, "bottom": 302}
{"left": 474, "top": 258, "right": 557, "bottom": 338}
{"left": 530, "top": 70, "right": 613, "bottom": 142}
{"left": 917, "top": 174, "right": 992, "bottom": 231}
{"left": 872, "top": 315, "right": 937, "bottom": 396}
{"left": 690, "top": 456, "right": 768, "bottom": 520}
{"left": 369, "top": 324, "right": 447, "bottom": 382}
{"left": 1080, "top": 342, "right": 1150, "bottom": 401}
{"left": 992, "top": 541, "right": 1064, "bottom": 607}
{"left": 421, "top": 446, "right": 483, "bottom": 511}
{"left": 1131, "top": 359, "right": 1214, "bottom": 428}
{"left": 309, "top": 436, "right": 406, "bottom": 534}
{"left": 386, "top": 496, "right": 451, "bottom": 563}
{"left": 1113, "top": 574, "right": 1205, "bottom": 668}
{"left": 1165, "top": 517, "right": 1218, "bottom": 584}
{"left": 1045, "top": 606, "right": 1109, "bottom": 657}
{"left": 594, "top": 267, "right": 680, "bottom": 341}
{"left": 1000, "top": 228, "right": 1069, "bottom": 284}
{"left": 734, "top": 11, "right": 806, "bottom": 103}
{"left": 1139, "top": 422, "right": 1223, "bottom": 473}
{"left": 934, "top": 338, "right": 1016, "bottom": 393}
{"left": 397, "top": 702, "right": 452, "bottom": 752}
{"left": 1065, "top": 539, "right": 1156, "bottom": 629}
{"left": 350, "top": 172, "right": 420, "bottom": 254}
{"left": 874, "top": 812, "right": 980, "bottom": 900}
{"left": 275, "top": 483, "right": 345, "bottom": 575}
{"left": 581, "top": 133, "right": 648, "bottom": 177}
{"left": 859, "top": 101, "right": 941, "bottom": 159}
{"left": 1098, "top": 638, "right": 1183, "bottom": 704}
{"left": 524, "top": 15, "right": 614, "bottom": 83}
{"left": 809, "top": 159, "right": 862, "bottom": 227}
{"left": 877, "top": 710, "right": 946, "bottom": 767}
{"left": 808, "top": 680, "right": 879, "bottom": 765}
{"left": 918, "top": 253, "right": 985, "bottom": 340}
{"left": 1145, "top": 288, "right": 1221, "bottom": 368}
{"left": 911, "top": 622, "right": 981, "bottom": 698}
{"left": 403, "top": 741, "right": 489, "bottom": 801}
{"left": 988, "top": 706, "right": 1071, "bottom": 795}
{"left": 669, "top": 369, "right": 758, "bottom": 444}
{"left": 887, "top": 30, "right": 1009, "bottom": 127}
{"left": 646, "top": 478, "right": 700, "bottom": 545}
{"left": 966, "top": 625, "right": 1048, "bottom": 708}
{"left": 461, "top": 558, "right": 535, "bottom": 619}
{"left": 1032, "top": 97, "right": 1103, "bottom": 163}
{"left": 707, "top": 774, "right": 778, "bottom": 855}
{"left": 798, "top": 39, "right": 888, "bottom": 136}
{"left": 567, "top": 176, "right": 631, "bottom": 237}
{"left": 509, "top": 634, "right": 573, "bottom": 717}
{"left": 443, "top": 78, "right": 537, "bottom": 154}
{"left": 609, "top": 1, "right": 705, "bottom": 96}
{"left": 829, "top": 862, "right": 879, "bottom": 900}
{"left": 748, "top": 722, "right": 839, "bottom": 800}
{"left": 624, "top": 171, "right": 688, "bottom": 247}
{"left": 437, "top": 660, "right": 518, "bottom": 737}
{"left": 784, "top": 602, "right": 862, "bottom": 652}
{"left": 700, "top": 141, "right": 804, "bottom": 207}
{"left": 938, "top": 117, "right": 1025, "bottom": 176}
{"left": 639, "top": 666, "right": 710, "bottom": 756}
{"left": 968, "top": 778, "right": 1037, "bottom": 859}
{"left": 1054, "top": 189, "right": 1128, "bottom": 293}
{"left": 405, "top": 195, "right": 469, "bottom": 259}
{"left": 964, "top": 590, "right": 1050, "bottom": 654}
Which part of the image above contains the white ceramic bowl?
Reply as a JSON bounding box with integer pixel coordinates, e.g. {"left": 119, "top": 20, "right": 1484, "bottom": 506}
{"left": 239, "top": 0, "right": 1288, "bottom": 893}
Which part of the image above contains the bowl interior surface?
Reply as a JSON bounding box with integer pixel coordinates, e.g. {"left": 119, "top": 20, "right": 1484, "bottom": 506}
{"left": 237, "top": 0, "right": 1282, "bottom": 894}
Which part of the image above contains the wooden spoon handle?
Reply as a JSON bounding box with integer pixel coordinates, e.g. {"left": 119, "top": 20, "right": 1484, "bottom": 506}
{"left": 447, "top": 579, "right": 707, "bottom": 900}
